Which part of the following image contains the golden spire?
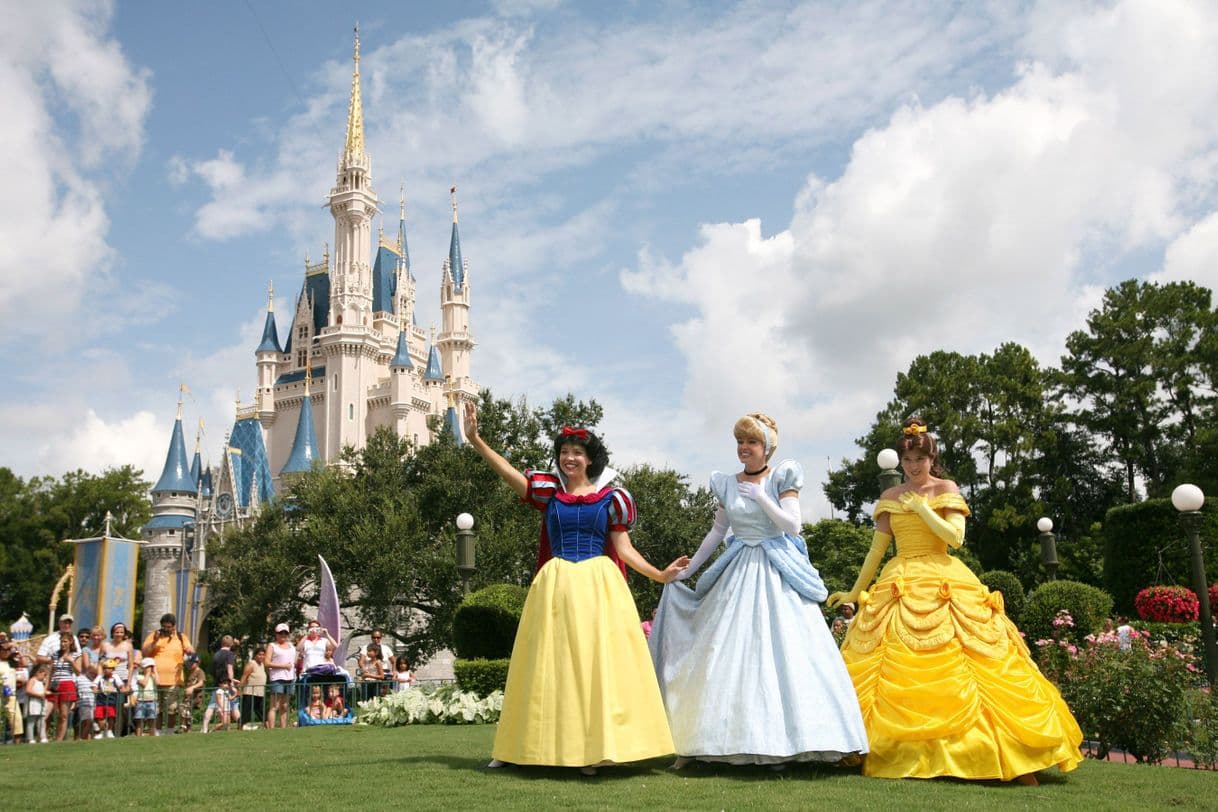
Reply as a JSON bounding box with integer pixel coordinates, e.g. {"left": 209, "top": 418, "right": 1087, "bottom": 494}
{"left": 344, "top": 24, "right": 365, "bottom": 161}
{"left": 450, "top": 185, "right": 459, "bottom": 224}
{"left": 267, "top": 280, "right": 274, "bottom": 312}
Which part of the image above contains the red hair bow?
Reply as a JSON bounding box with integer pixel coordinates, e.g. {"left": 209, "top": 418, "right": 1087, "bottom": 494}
{"left": 561, "top": 426, "right": 589, "bottom": 441}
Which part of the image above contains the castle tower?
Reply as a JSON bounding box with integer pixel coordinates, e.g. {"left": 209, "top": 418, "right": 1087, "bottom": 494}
{"left": 319, "top": 26, "right": 382, "bottom": 460}
{"left": 438, "top": 187, "right": 475, "bottom": 402}
{"left": 256, "top": 282, "right": 282, "bottom": 428}
{"left": 395, "top": 186, "right": 416, "bottom": 327}
{"left": 140, "top": 392, "right": 198, "bottom": 638}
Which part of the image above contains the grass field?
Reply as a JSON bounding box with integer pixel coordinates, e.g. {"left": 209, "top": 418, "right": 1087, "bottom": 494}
{"left": 0, "top": 724, "right": 1212, "bottom": 811}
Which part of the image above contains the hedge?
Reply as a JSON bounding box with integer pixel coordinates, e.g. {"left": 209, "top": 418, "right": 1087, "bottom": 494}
{"left": 453, "top": 658, "right": 511, "bottom": 696}
{"left": 1022, "top": 580, "right": 1113, "bottom": 646}
{"left": 452, "top": 584, "right": 529, "bottom": 660}
{"left": 1101, "top": 497, "right": 1218, "bottom": 613}
{"left": 978, "top": 570, "right": 1025, "bottom": 623}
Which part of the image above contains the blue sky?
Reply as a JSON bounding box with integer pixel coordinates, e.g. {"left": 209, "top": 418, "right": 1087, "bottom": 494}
{"left": 3, "top": 1, "right": 1218, "bottom": 521}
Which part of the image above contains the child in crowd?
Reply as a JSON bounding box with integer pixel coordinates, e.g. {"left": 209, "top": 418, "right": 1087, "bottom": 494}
{"left": 182, "top": 655, "right": 206, "bottom": 731}
{"left": 75, "top": 663, "right": 97, "bottom": 740}
{"left": 325, "top": 685, "right": 347, "bottom": 719}
{"left": 134, "top": 658, "right": 158, "bottom": 736}
{"left": 93, "top": 659, "right": 122, "bottom": 738}
{"left": 25, "top": 664, "right": 49, "bottom": 743}
{"left": 394, "top": 657, "right": 414, "bottom": 692}
{"left": 202, "top": 676, "right": 240, "bottom": 733}
{"left": 307, "top": 684, "right": 326, "bottom": 720}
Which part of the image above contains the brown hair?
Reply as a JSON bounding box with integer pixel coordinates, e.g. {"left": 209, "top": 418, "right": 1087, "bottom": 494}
{"left": 895, "top": 416, "right": 946, "bottom": 477}
{"left": 733, "top": 413, "right": 779, "bottom": 460}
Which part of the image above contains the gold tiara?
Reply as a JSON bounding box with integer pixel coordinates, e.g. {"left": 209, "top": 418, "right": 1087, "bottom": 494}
{"left": 902, "top": 424, "right": 928, "bottom": 436}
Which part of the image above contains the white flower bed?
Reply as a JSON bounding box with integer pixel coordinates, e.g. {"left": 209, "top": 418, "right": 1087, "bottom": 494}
{"left": 356, "top": 684, "right": 503, "bottom": 726}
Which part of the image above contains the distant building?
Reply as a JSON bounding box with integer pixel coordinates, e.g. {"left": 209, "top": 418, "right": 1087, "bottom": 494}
{"left": 140, "top": 29, "right": 475, "bottom": 642}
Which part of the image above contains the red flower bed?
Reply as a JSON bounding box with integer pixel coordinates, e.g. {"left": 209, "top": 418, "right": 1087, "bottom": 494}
{"left": 1135, "top": 585, "right": 1199, "bottom": 623}
{"left": 1210, "top": 583, "right": 1217, "bottom": 610}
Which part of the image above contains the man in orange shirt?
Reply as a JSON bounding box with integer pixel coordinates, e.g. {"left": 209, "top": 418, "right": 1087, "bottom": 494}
{"left": 141, "top": 613, "right": 194, "bottom": 735}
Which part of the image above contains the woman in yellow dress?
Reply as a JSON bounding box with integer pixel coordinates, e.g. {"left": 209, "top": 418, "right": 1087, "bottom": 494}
{"left": 464, "top": 402, "right": 686, "bottom": 774}
{"left": 827, "top": 417, "right": 1082, "bottom": 782}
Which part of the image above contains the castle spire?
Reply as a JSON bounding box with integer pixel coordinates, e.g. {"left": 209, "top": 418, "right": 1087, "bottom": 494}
{"left": 281, "top": 378, "right": 319, "bottom": 475}
{"left": 257, "top": 281, "right": 283, "bottom": 353}
{"left": 398, "top": 183, "right": 411, "bottom": 277}
{"left": 447, "top": 185, "right": 465, "bottom": 290}
{"left": 153, "top": 397, "right": 195, "bottom": 494}
{"left": 343, "top": 24, "right": 365, "bottom": 162}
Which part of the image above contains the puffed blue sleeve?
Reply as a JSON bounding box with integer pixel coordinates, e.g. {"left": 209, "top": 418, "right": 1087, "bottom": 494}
{"left": 607, "top": 488, "right": 637, "bottom": 531}
{"left": 772, "top": 459, "right": 804, "bottom": 495}
{"left": 709, "top": 471, "right": 731, "bottom": 506}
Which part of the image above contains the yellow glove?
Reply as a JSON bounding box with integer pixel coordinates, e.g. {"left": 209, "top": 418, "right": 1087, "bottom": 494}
{"left": 826, "top": 530, "right": 892, "bottom": 608}
{"left": 899, "top": 491, "right": 966, "bottom": 548}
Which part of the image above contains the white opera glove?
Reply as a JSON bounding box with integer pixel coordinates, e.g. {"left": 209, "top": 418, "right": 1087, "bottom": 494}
{"left": 737, "top": 481, "right": 801, "bottom": 536}
{"left": 676, "top": 507, "right": 729, "bottom": 580}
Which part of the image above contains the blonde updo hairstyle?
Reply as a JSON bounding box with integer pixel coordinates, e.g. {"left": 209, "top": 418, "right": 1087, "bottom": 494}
{"left": 733, "top": 412, "right": 779, "bottom": 460}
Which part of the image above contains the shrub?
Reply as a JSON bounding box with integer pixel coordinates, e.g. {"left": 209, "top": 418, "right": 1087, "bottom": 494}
{"left": 1211, "top": 583, "right": 1218, "bottom": 610}
{"left": 1186, "top": 688, "right": 1218, "bottom": 770}
{"left": 452, "top": 584, "right": 529, "bottom": 660}
{"left": 1130, "top": 619, "right": 1201, "bottom": 648}
{"left": 1135, "top": 585, "right": 1200, "bottom": 623}
{"left": 979, "top": 570, "right": 1025, "bottom": 622}
{"left": 1036, "top": 625, "right": 1197, "bottom": 763}
{"left": 453, "top": 658, "right": 511, "bottom": 696}
{"left": 1101, "top": 498, "right": 1218, "bottom": 613}
{"left": 357, "top": 683, "right": 503, "bottom": 727}
{"left": 1022, "top": 580, "right": 1113, "bottom": 647}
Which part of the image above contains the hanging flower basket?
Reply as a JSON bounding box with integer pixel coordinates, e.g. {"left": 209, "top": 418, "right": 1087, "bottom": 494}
{"left": 1134, "top": 585, "right": 1200, "bottom": 623}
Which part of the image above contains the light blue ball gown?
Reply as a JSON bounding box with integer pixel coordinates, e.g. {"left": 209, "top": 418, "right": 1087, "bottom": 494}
{"left": 648, "top": 459, "right": 869, "bottom": 764}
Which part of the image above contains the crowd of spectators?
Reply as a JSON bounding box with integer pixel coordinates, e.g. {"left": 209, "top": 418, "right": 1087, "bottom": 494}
{"left": 1, "top": 615, "right": 416, "bottom": 745}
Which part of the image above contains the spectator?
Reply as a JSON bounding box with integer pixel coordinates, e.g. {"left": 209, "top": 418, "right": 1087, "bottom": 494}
{"left": 12, "top": 649, "right": 29, "bottom": 744}
{"left": 25, "top": 664, "right": 49, "bottom": 743}
{"left": 360, "top": 643, "right": 386, "bottom": 700}
{"left": 238, "top": 646, "right": 267, "bottom": 727}
{"left": 297, "top": 621, "right": 337, "bottom": 675}
{"left": 182, "top": 655, "right": 206, "bottom": 731}
{"left": 306, "top": 684, "right": 326, "bottom": 720}
{"left": 1, "top": 640, "right": 24, "bottom": 744}
{"left": 83, "top": 626, "right": 106, "bottom": 670}
{"left": 1116, "top": 616, "right": 1132, "bottom": 652}
{"left": 75, "top": 663, "right": 97, "bottom": 741}
{"left": 36, "top": 613, "right": 80, "bottom": 666}
{"left": 50, "top": 633, "right": 82, "bottom": 741}
{"left": 133, "top": 658, "right": 158, "bottom": 736}
{"left": 213, "top": 635, "right": 237, "bottom": 684}
{"left": 92, "top": 659, "right": 122, "bottom": 739}
{"left": 141, "top": 612, "right": 194, "bottom": 734}
{"left": 102, "top": 622, "right": 135, "bottom": 691}
{"left": 840, "top": 603, "right": 856, "bottom": 626}
{"left": 266, "top": 623, "right": 295, "bottom": 729}
{"left": 325, "top": 685, "right": 347, "bottom": 719}
{"left": 359, "top": 630, "right": 390, "bottom": 672}
{"left": 393, "top": 657, "right": 414, "bottom": 692}
{"left": 202, "top": 676, "right": 240, "bottom": 733}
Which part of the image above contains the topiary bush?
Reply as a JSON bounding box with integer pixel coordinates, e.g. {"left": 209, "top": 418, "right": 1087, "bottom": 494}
{"left": 1022, "top": 580, "right": 1113, "bottom": 647}
{"left": 453, "top": 658, "right": 511, "bottom": 696}
{"left": 1101, "top": 498, "right": 1218, "bottom": 614}
{"left": 1135, "top": 585, "right": 1199, "bottom": 623}
{"left": 452, "top": 584, "right": 529, "bottom": 660}
{"left": 979, "top": 570, "right": 1026, "bottom": 623}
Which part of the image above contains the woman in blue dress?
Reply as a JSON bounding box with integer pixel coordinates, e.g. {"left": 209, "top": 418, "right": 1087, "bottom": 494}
{"left": 648, "top": 412, "right": 869, "bottom": 766}
{"left": 464, "top": 403, "right": 687, "bottom": 774}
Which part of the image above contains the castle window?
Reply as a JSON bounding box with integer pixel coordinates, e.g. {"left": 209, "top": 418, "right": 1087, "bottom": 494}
{"left": 349, "top": 403, "right": 354, "bottom": 420}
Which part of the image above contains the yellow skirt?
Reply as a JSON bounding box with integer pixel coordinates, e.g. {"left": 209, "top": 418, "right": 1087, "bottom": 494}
{"left": 491, "top": 556, "right": 674, "bottom": 766}
{"left": 842, "top": 554, "right": 1083, "bottom": 780}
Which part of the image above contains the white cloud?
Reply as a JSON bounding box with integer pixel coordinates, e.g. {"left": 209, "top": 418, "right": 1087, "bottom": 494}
{"left": 622, "top": 0, "right": 1218, "bottom": 494}
{"left": 0, "top": 0, "right": 150, "bottom": 341}
{"left": 1154, "top": 212, "right": 1218, "bottom": 291}
{"left": 38, "top": 409, "right": 168, "bottom": 482}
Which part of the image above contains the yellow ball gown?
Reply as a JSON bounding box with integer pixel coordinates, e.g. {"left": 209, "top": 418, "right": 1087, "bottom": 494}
{"left": 840, "top": 494, "right": 1083, "bottom": 780}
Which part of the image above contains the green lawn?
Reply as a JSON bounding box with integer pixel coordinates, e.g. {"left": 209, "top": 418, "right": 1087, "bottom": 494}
{"left": 0, "top": 725, "right": 1212, "bottom": 811}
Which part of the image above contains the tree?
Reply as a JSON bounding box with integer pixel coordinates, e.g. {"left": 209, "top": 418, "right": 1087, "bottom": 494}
{"left": 0, "top": 466, "right": 151, "bottom": 625}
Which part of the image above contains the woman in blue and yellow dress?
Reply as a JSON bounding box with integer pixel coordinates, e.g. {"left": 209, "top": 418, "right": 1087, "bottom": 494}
{"left": 464, "top": 402, "right": 686, "bottom": 774}
{"left": 827, "top": 417, "right": 1082, "bottom": 783}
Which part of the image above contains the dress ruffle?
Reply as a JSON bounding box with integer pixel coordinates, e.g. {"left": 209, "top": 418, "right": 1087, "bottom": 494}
{"left": 839, "top": 493, "right": 1083, "bottom": 780}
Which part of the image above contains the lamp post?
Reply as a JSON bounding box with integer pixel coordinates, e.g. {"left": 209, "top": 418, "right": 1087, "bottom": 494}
{"left": 1037, "top": 517, "right": 1058, "bottom": 581}
{"left": 877, "top": 449, "right": 902, "bottom": 493}
{"left": 455, "top": 512, "right": 476, "bottom": 596}
{"left": 1172, "top": 484, "right": 1217, "bottom": 685}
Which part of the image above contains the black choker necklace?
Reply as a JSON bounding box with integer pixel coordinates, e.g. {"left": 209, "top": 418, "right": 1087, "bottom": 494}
{"left": 743, "top": 465, "right": 768, "bottom": 476}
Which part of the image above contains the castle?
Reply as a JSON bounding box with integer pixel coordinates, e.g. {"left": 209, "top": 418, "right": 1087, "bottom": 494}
{"left": 138, "top": 30, "right": 476, "bottom": 641}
